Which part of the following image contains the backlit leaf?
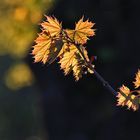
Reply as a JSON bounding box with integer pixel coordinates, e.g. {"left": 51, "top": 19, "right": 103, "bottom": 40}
{"left": 59, "top": 44, "right": 93, "bottom": 80}
{"left": 66, "top": 17, "right": 95, "bottom": 44}
{"left": 32, "top": 33, "right": 63, "bottom": 64}
{"left": 133, "top": 69, "right": 140, "bottom": 89}
{"left": 41, "top": 16, "right": 62, "bottom": 37}
{"left": 117, "top": 85, "right": 139, "bottom": 111}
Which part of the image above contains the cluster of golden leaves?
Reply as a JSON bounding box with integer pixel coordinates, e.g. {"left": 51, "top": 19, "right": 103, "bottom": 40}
{"left": 117, "top": 69, "right": 140, "bottom": 111}
{"left": 32, "top": 16, "right": 95, "bottom": 80}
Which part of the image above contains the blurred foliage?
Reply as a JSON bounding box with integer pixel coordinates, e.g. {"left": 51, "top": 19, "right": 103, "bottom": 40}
{"left": 0, "top": 0, "right": 54, "bottom": 90}
{"left": 0, "top": 1, "right": 55, "bottom": 140}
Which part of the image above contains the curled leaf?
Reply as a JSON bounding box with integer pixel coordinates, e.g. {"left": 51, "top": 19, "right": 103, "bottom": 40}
{"left": 133, "top": 69, "right": 140, "bottom": 89}
{"left": 117, "top": 85, "right": 139, "bottom": 111}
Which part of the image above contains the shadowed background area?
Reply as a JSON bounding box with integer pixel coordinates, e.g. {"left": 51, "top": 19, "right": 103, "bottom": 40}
{"left": 0, "top": 0, "right": 140, "bottom": 140}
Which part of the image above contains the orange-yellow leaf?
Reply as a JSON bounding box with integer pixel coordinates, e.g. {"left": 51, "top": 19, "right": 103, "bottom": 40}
{"left": 32, "top": 33, "right": 63, "bottom": 64}
{"left": 32, "top": 34, "right": 51, "bottom": 63}
{"left": 41, "top": 16, "right": 62, "bottom": 37}
{"left": 133, "top": 69, "right": 140, "bottom": 89}
{"left": 59, "top": 44, "right": 93, "bottom": 80}
{"left": 117, "top": 85, "right": 139, "bottom": 111}
{"left": 59, "top": 45, "right": 77, "bottom": 75}
{"left": 66, "top": 17, "right": 95, "bottom": 44}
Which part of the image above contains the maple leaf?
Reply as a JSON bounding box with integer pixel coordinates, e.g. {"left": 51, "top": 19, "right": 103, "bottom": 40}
{"left": 117, "top": 85, "right": 139, "bottom": 111}
{"left": 59, "top": 44, "right": 93, "bottom": 80}
{"left": 59, "top": 45, "right": 78, "bottom": 75}
{"left": 133, "top": 69, "right": 140, "bottom": 89}
{"left": 41, "top": 16, "right": 62, "bottom": 37}
{"left": 32, "top": 33, "right": 63, "bottom": 64}
{"left": 65, "top": 17, "right": 95, "bottom": 44}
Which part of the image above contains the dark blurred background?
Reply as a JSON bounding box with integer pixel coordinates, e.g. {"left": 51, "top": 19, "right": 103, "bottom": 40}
{"left": 0, "top": 0, "right": 140, "bottom": 140}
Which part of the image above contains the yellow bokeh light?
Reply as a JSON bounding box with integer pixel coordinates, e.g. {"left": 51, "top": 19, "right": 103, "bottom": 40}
{"left": 0, "top": 0, "right": 54, "bottom": 90}
{"left": 14, "top": 7, "right": 28, "bottom": 21}
{"left": 5, "top": 63, "right": 34, "bottom": 90}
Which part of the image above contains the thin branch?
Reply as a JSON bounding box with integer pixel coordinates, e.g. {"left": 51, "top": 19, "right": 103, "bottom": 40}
{"left": 63, "top": 30, "right": 118, "bottom": 96}
{"left": 78, "top": 46, "right": 118, "bottom": 96}
{"left": 93, "top": 70, "right": 118, "bottom": 96}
